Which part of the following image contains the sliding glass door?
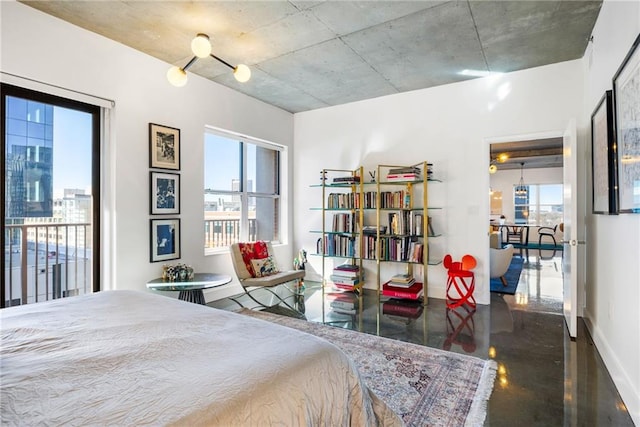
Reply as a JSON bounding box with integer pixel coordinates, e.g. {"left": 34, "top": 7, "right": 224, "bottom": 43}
{"left": 1, "top": 84, "right": 101, "bottom": 307}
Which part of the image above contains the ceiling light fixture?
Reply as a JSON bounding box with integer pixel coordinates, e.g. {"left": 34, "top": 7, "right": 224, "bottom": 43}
{"left": 515, "top": 162, "right": 528, "bottom": 197}
{"left": 167, "top": 33, "right": 251, "bottom": 87}
{"left": 489, "top": 157, "right": 498, "bottom": 174}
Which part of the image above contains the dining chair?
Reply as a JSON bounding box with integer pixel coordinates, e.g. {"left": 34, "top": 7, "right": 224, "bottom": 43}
{"left": 505, "top": 225, "right": 524, "bottom": 245}
{"left": 538, "top": 223, "right": 561, "bottom": 246}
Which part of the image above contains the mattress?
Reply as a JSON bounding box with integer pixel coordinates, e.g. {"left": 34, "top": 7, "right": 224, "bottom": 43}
{"left": 0, "top": 290, "right": 401, "bottom": 426}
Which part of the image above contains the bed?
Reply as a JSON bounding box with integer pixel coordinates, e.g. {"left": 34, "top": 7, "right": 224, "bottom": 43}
{"left": 0, "top": 290, "right": 401, "bottom": 426}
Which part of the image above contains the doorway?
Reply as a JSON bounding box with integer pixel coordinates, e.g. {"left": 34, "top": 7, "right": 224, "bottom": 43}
{"left": 488, "top": 135, "right": 565, "bottom": 314}
{"left": 1, "top": 84, "right": 101, "bottom": 307}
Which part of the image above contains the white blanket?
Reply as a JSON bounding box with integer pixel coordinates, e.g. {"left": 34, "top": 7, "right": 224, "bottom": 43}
{"left": 1, "top": 290, "right": 401, "bottom": 426}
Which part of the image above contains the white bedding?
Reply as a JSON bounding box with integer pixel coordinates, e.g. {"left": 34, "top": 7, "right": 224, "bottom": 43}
{"left": 0, "top": 290, "right": 401, "bottom": 426}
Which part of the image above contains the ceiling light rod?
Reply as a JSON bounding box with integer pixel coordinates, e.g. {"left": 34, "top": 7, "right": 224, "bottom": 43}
{"left": 210, "top": 53, "right": 234, "bottom": 70}
{"left": 167, "top": 33, "right": 251, "bottom": 87}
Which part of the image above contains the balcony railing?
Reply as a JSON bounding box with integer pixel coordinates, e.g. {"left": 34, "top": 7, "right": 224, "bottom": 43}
{"left": 204, "top": 218, "right": 257, "bottom": 249}
{"left": 4, "top": 223, "right": 91, "bottom": 307}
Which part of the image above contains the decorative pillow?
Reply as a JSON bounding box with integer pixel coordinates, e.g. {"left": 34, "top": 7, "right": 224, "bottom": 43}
{"left": 250, "top": 256, "right": 280, "bottom": 278}
{"left": 238, "top": 241, "right": 270, "bottom": 276}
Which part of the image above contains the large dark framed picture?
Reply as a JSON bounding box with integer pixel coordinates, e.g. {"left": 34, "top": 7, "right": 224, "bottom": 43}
{"left": 150, "top": 171, "right": 180, "bottom": 215}
{"left": 149, "top": 123, "right": 180, "bottom": 170}
{"left": 612, "top": 33, "right": 640, "bottom": 213}
{"left": 150, "top": 218, "right": 180, "bottom": 262}
{"left": 591, "top": 90, "right": 617, "bottom": 214}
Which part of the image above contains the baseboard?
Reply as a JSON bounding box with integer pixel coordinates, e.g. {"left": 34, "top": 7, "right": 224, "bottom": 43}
{"left": 583, "top": 309, "right": 639, "bottom": 426}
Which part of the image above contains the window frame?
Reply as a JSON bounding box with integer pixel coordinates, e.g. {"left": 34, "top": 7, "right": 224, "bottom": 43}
{"left": 204, "top": 127, "right": 282, "bottom": 254}
{"left": 1, "top": 83, "right": 101, "bottom": 306}
{"left": 513, "top": 183, "right": 563, "bottom": 226}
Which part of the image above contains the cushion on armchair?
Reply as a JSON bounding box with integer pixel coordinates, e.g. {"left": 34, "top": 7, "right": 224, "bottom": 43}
{"left": 250, "top": 256, "right": 280, "bottom": 277}
{"left": 238, "top": 241, "right": 270, "bottom": 277}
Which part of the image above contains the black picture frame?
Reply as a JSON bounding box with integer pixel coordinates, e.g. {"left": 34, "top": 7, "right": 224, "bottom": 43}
{"left": 150, "top": 218, "right": 181, "bottom": 262}
{"left": 612, "top": 33, "right": 640, "bottom": 213}
{"left": 150, "top": 171, "right": 180, "bottom": 215}
{"left": 591, "top": 90, "right": 617, "bottom": 214}
{"left": 149, "top": 123, "right": 180, "bottom": 170}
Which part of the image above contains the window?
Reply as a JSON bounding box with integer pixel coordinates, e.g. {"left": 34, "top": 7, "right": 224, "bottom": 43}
{"left": 204, "top": 129, "right": 281, "bottom": 251}
{"left": 2, "top": 84, "right": 101, "bottom": 307}
{"left": 514, "top": 184, "right": 563, "bottom": 226}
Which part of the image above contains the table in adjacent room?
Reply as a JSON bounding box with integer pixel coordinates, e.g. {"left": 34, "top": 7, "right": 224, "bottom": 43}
{"left": 146, "top": 273, "right": 232, "bottom": 305}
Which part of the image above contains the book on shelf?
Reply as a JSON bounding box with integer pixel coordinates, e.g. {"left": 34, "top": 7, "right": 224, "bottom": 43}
{"left": 332, "top": 176, "right": 361, "bottom": 184}
{"left": 330, "top": 274, "right": 361, "bottom": 284}
{"left": 333, "top": 282, "right": 361, "bottom": 291}
{"left": 408, "top": 242, "right": 423, "bottom": 263}
{"left": 382, "top": 281, "right": 424, "bottom": 300}
{"left": 362, "top": 225, "right": 386, "bottom": 235}
{"left": 388, "top": 166, "right": 421, "bottom": 175}
{"left": 387, "top": 279, "right": 416, "bottom": 288}
{"left": 386, "top": 173, "right": 421, "bottom": 182}
{"left": 413, "top": 213, "right": 423, "bottom": 236}
{"left": 389, "top": 273, "right": 415, "bottom": 287}
{"left": 382, "top": 299, "right": 424, "bottom": 319}
{"left": 390, "top": 273, "right": 413, "bottom": 282}
{"left": 333, "top": 264, "right": 360, "bottom": 277}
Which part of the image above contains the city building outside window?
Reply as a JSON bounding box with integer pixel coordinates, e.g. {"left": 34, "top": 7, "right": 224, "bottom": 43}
{"left": 204, "top": 129, "right": 281, "bottom": 251}
{"left": 2, "top": 84, "right": 100, "bottom": 307}
{"left": 514, "top": 183, "right": 563, "bottom": 226}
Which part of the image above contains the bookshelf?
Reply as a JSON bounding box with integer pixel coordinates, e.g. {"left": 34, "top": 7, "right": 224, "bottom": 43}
{"left": 374, "top": 161, "right": 441, "bottom": 307}
{"left": 310, "top": 167, "right": 365, "bottom": 323}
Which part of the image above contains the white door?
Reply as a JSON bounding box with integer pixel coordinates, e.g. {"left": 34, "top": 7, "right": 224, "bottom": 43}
{"left": 563, "top": 119, "right": 578, "bottom": 338}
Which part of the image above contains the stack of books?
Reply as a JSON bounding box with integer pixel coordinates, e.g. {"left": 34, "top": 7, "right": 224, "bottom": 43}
{"left": 330, "top": 263, "right": 362, "bottom": 291}
{"left": 382, "top": 279, "right": 424, "bottom": 300}
{"left": 326, "top": 292, "right": 359, "bottom": 315}
{"left": 386, "top": 166, "right": 421, "bottom": 182}
{"left": 388, "top": 273, "right": 415, "bottom": 287}
{"left": 332, "top": 176, "right": 361, "bottom": 185}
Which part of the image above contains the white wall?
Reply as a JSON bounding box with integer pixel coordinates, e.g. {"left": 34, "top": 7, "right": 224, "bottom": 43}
{"left": 582, "top": 0, "right": 640, "bottom": 424}
{"left": 294, "top": 61, "right": 584, "bottom": 306}
{"left": 0, "top": 1, "right": 295, "bottom": 300}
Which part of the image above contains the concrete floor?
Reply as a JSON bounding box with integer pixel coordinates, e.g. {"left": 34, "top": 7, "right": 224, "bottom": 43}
{"left": 209, "top": 249, "right": 634, "bottom": 426}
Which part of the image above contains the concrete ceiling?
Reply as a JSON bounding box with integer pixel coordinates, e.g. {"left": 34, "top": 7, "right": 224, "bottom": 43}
{"left": 21, "top": 0, "right": 602, "bottom": 114}
{"left": 491, "top": 138, "right": 564, "bottom": 171}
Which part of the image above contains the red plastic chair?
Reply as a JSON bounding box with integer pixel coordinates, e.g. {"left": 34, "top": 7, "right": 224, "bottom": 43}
{"left": 443, "top": 254, "right": 477, "bottom": 310}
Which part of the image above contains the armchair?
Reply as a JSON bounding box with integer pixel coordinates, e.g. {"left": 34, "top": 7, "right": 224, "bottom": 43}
{"left": 229, "top": 241, "right": 305, "bottom": 314}
{"left": 490, "top": 244, "right": 514, "bottom": 287}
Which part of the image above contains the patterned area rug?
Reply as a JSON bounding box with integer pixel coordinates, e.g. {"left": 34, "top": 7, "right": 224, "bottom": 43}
{"left": 239, "top": 308, "right": 497, "bottom": 426}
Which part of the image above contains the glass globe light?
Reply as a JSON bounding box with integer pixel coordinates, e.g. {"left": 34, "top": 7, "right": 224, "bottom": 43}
{"left": 191, "top": 33, "right": 211, "bottom": 58}
{"left": 489, "top": 164, "right": 497, "bottom": 174}
{"left": 167, "top": 66, "right": 188, "bottom": 87}
{"left": 234, "top": 64, "right": 251, "bottom": 83}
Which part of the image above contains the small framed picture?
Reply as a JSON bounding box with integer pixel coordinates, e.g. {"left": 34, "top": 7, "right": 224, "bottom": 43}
{"left": 149, "top": 123, "right": 180, "bottom": 170}
{"left": 150, "top": 171, "right": 180, "bottom": 215}
{"left": 150, "top": 218, "right": 180, "bottom": 262}
{"left": 612, "top": 33, "right": 640, "bottom": 213}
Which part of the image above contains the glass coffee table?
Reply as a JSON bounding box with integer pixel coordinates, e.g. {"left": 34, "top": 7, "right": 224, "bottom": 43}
{"left": 146, "top": 273, "right": 232, "bottom": 305}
